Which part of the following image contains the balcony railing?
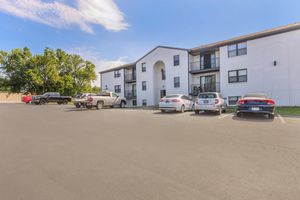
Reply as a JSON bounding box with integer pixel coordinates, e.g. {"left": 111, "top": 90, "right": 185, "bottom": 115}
{"left": 189, "top": 57, "right": 220, "bottom": 73}
{"left": 189, "top": 82, "right": 220, "bottom": 96}
{"left": 125, "top": 90, "right": 137, "bottom": 99}
{"left": 125, "top": 73, "right": 136, "bottom": 83}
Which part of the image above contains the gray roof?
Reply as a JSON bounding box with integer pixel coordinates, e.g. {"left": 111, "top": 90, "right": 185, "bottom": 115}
{"left": 99, "top": 62, "right": 136, "bottom": 74}
{"left": 190, "top": 22, "right": 300, "bottom": 54}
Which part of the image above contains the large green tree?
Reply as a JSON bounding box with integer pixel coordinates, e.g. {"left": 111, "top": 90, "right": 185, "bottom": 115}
{"left": 0, "top": 47, "right": 97, "bottom": 95}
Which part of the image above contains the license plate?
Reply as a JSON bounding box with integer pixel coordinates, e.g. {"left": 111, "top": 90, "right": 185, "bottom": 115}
{"left": 166, "top": 100, "right": 170, "bottom": 103}
{"left": 203, "top": 100, "right": 209, "bottom": 104}
{"left": 251, "top": 107, "right": 260, "bottom": 111}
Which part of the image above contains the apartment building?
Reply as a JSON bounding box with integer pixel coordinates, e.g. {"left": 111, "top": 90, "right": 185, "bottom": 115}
{"left": 100, "top": 23, "right": 300, "bottom": 106}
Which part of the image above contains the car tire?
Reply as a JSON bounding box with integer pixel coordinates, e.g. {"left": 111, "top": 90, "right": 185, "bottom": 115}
{"left": 96, "top": 101, "right": 103, "bottom": 110}
{"left": 120, "top": 101, "right": 126, "bottom": 108}
{"left": 75, "top": 104, "right": 81, "bottom": 108}
{"left": 194, "top": 110, "right": 200, "bottom": 114}
{"left": 63, "top": 99, "right": 68, "bottom": 105}
{"left": 161, "top": 110, "right": 166, "bottom": 113}
{"left": 236, "top": 112, "right": 242, "bottom": 118}
{"left": 180, "top": 105, "right": 185, "bottom": 113}
{"left": 40, "top": 99, "right": 46, "bottom": 105}
{"left": 269, "top": 114, "right": 275, "bottom": 119}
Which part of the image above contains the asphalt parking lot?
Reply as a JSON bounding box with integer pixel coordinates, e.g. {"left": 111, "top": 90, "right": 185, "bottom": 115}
{"left": 0, "top": 104, "right": 300, "bottom": 200}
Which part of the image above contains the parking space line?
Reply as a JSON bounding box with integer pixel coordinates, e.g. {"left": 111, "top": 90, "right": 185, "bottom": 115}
{"left": 278, "top": 114, "right": 286, "bottom": 124}
{"left": 218, "top": 113, "right": 233, "bottom": 120}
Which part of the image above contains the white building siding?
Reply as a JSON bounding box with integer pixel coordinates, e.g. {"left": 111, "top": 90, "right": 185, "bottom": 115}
{"left": 220, "top": 30, "right": 300, "bottom": 106}
{"left": 136, "top": 47, "right": 189, "bottom": 106}
{"left": 101, "top": 69, "right": 125, "bottom": 98}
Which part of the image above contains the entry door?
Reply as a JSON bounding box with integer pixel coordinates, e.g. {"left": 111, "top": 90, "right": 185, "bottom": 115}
{"left": 160, "top": 90, "right": 166, "bottom": 98}
{"left": 200, "top": 75, "right": 216, "bottom": 92}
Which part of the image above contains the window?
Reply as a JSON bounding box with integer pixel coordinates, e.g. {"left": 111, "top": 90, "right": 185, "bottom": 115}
{"left": 132, "top": 99, "right": 137, "bottom": 106}
{"left": 228, "top": 96, "right": 241, "bottom": 105}
{"left": 174, "top": 77, "right": 180, "bottom": 88}
{"left": 142, "top": 99, "right": 147, "bottom": 106}
{"left": 161, "top": 69, "right": 166, "bottom": 80}
{"left": 181, "top": 95, "right": 190, "bottom": 100}
{"left": 142, "top": 81, "right": 147, "bottom": 91}
{"left": 114, "top": 70, "right": 121, "bottom": 78}
{"left": 228, "top": 42, "right": 247, "bottom": 57}
{"left": 114, "top": 85, "right": 121, "bottom": 93}
{"left": 173, "top": 55, "right": 180, "bottom": 66}
{"left": 228, "top": 69, "right": 247, "bottom": 83}
{"left": 142, "top": 63, "right": 146, "bottom": 72}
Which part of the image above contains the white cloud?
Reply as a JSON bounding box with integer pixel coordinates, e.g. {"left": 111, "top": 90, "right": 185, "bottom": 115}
{"left": 0, "top": 0, "right": 128, "bottom": 33}
{"left": 67, "top": 47, "right": 128, "bottom": 87}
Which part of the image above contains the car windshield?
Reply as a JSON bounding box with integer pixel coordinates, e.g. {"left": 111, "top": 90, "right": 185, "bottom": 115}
{"left": 244, "top": 93, "right": 267, "bottom": 98}
{"left": 198, "top": 93, "right": 216, "bottom": 98}
{"left": 165, "top": 95, "right": 180, "bottom": 98}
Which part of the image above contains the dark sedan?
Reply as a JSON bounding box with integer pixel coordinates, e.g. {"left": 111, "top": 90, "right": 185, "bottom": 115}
{"left": 236, "top": 93, "right": 276, "bottom": 119}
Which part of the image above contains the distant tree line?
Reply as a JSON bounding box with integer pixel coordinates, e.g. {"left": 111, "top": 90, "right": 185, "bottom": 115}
{"left": 0, "top": 47, "right": 100, "bottom": 95}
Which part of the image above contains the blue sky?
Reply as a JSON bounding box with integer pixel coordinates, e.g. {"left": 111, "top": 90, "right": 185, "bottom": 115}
{"left": 0, "top": 0, "right": 300, "bottom": 85}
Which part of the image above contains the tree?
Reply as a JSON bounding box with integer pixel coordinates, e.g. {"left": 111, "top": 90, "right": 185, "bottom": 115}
{"left": 0, "top": 47, "right": 97, "bottom": 95}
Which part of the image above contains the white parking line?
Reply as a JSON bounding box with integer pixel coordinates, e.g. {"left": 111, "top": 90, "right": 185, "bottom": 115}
{"left": 218, "top": 113, "right": 233, "bottom": 120}
{"left": 278, "top": 114, "right": 286, "bottom": 124}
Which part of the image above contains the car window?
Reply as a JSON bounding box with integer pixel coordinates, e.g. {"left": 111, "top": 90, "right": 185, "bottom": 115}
{"left": 165, "top": 95, "right": 180, "bottom": 98}
{"left": 112, "top": 93, "right": 118, "bottom": 97}
{"left": 198, "top": 93, "right": 216, "bottom": 98}
{"left": 181, "top": 95, "right": 189, "bottom": 100}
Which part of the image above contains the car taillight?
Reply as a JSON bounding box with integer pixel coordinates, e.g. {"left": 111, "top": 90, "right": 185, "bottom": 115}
{"left": 160, "top": 98, "right": 164, "bottom": 102}
{"left": 171, "top": 99, "right": 180, "bottom": 102}
{"left": 237, "top": 100, "right": 246, "bottom": 105}
{"left": 266, "top": 99, "right": 275, "bottom": 105}
{"left": 215, "top": 98, "right": 219, "bottom": 104}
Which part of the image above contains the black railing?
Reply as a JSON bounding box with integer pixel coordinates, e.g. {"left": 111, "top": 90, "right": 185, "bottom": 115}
{"left": 125, "top": 73, "right": 136, "bottom": 82}
{"left": 125, "top": 90, "right": 137, "bottom": 99}
{"left": 190, "top": 82, "right": 220, "bottom": 96}
{"left": 189, "top": 57, "right": 220, "bottom": 73}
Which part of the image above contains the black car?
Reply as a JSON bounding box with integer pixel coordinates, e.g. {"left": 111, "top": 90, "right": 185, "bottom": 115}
{"left": 236, "top": 93, "right": 276, "bottom": 119}
{"left": 32, "top": 92, "right": 72, "bottom": 105}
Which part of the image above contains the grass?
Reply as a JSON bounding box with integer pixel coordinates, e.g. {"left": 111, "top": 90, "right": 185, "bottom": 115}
{"left": 227, "top": 106, "right": 300, "bottom": 116}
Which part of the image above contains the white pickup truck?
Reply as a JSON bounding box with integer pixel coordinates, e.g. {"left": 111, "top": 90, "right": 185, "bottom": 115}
{"left": 83, "top": 91, "right": 127, "bottom": 110}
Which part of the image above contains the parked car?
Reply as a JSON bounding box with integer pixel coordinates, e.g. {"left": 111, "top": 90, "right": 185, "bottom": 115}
{"left": 32, "top": 92, "right": 72, "bottom": 105}
{"left": 236, "top": 93, "right": 276, "bottom": 119}
{"left": 73, "top": 93, "right": 95, "bottom": 108}
{"left": 194, "top": 92, "right": 227, "bottom": 115}
{"left": 159, "top": 94, "right": 194, "bottom": 113}
{"left": 22, "top": 95, "right": 32, "bottom": 104}
{"left": 83, "top": 91, "right": 127, "bottom": 110}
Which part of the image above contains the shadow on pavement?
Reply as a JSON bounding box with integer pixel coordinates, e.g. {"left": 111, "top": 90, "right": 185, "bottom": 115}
{"left": 232, "top": 113, "right": 275, "bottom": 122}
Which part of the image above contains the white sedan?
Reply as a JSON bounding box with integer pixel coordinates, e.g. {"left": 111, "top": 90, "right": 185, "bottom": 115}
{"left": 159, "top": 94, "right": 194, "bottom": 113}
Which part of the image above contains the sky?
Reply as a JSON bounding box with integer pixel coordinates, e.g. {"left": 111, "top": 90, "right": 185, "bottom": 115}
{"left": 0, "top": 0, "right": 300, "bottom": 86}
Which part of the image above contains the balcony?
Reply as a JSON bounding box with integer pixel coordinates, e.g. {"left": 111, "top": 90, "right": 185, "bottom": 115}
{"left": 125, "top": 90, "right": 137, "bottom": 99}
{"left": 189, "top": 82, "right": 220, "bottom": 96}
{"left": 189, "top": 57, "right": 220, "bottom": 74}
{"left": 125, "top": 73, "right": 136, "bottom": 83}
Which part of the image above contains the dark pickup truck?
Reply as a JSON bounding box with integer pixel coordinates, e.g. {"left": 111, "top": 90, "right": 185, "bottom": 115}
{"left": 32, "top": 92, "right": 72, "bottom": 105}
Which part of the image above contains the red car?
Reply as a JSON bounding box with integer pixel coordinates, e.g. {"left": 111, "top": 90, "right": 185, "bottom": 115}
{"left": 22, "top": 95, "right": 32, "bottom": 104}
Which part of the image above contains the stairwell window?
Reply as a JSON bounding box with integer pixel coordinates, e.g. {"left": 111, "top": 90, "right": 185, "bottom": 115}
{"left": 173, "top": 55, "right": 180, "bottom": 66}
{"left": 228, "top": 42, "right": 247, "bottom": 57}
{"left": 142, "top": 81, "right": 147, "bottom": 91}
{"left": 142, "top": 63, "right": 146, "bottom": 72}
{"left": 174, "top": 77, "right": 180, "bottom": 88}
{"left": 228, "top": 69, "right": 247, "bottom": 83}
{"left": 114, "top": 85, "right": 121, "bottom": 93}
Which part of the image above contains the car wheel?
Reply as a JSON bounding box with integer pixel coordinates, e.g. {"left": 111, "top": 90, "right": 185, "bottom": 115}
{"left": 63, "top": 99, "right": 68, "bottom": 105}
{"left": 180, "top": 105, "right": 185, "bottom": 113}
{"left": 120, "top": 101, "right": 125, "bottom": 108}
{"left": 96, "top": 101, "right": 103, "bottom": 110}
{"left": 75, "top": 104, "right": 81, "bottom": 108}
{"left": 269, "top": 114, "right": 275, "bottom": 119}
{"left": 161, "top": 110, "right": 166, "bottom": 113}
{"left": 194, "top": 110, "right": 200, "bottom": 114}
{"left": 40, "top": 99, "right": 46, "bottom": 105}
{"left": 236, "top": 112, "right": 242, "bottom": 118}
